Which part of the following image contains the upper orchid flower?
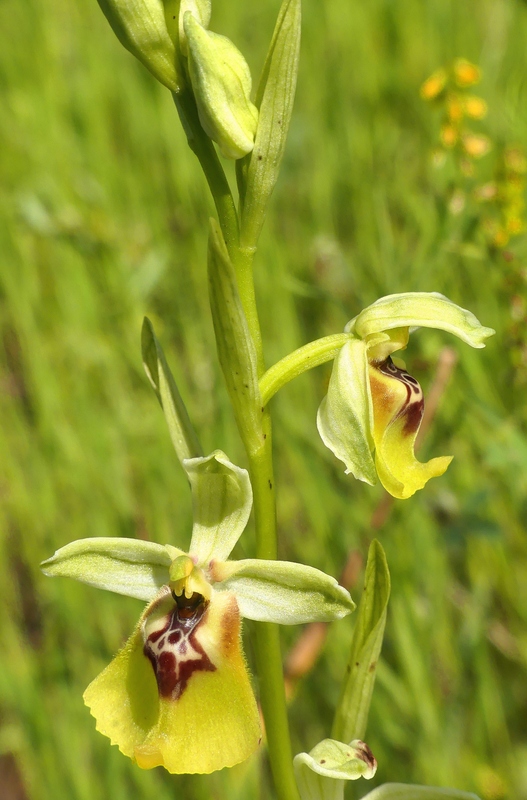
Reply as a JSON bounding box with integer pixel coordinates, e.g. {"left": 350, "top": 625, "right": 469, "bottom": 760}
{"left": 317, "top": 292, "right": 494, "bottom": 500}
{"left": 42, "top": 450, "right": 354, "bottom": 775}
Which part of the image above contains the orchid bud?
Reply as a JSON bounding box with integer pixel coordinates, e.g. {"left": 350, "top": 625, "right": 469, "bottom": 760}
{"left": 97, "top": 0, "right": 179, "bottom": 91}
{"left": 178, "top": 0, "right": 211, "bottom": 55}
{"left": 183, "top": 12, "right": 259, "bottom": 159}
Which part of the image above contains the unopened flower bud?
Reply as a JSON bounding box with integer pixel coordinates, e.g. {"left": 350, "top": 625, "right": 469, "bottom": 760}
{"left": 184, "top": 13, "right": 259, "bottom": 159}
{"left": 97, "top": 0, "right": 179, "bottom": 90}
{"left": 178, "top": 0, "right": 211, "bottom": 56}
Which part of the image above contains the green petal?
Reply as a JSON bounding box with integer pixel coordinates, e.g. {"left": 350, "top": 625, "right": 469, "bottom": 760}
{"left": 186, "top": 451, "right": 253, "bottom": 565}
{"left": 84, "top": 590, "right": 261, "bottom": 774}
{"left": 211, "top": 559, "right": 355, "bottom": 623}
{"left": 347, "top": 292, "right": 495, "bottom": 348}
{"left": 317, "top": 339, "right": 377, "bottom": 485}
{"left": 41, "top": 538, "right": 177, "bottom": 601}
{"left": 360, "top": 785, "right": 480, "bottom": 800}
{"left": 294, "top": 739, "right": 376, "bottom": 800}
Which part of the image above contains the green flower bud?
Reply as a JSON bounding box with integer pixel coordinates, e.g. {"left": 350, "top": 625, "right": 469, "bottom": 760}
{"left": 178, "top": 0, "right": 211, "bottom": 56}
{"left": 184, "top": 12, "right": 259, "bottom": 159}
{"left": 97, "top": 0, "right": 179, "bottom": 91}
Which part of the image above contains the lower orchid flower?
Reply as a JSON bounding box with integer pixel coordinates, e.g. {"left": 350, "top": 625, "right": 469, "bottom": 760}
{"left": 317, "top": 292, "right": 494, "bottom": 499}
{"left": 42, "top": 450, "right": 354, "bottom": 774}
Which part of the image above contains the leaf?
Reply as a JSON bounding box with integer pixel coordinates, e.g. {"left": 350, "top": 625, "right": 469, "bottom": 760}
{"left": 238, "top": 0, "right": 301, "bottom": 248}
{"left": 41, "top": 537, "right": 180, "bottom": 601}
{"left": 207, "top": 219, "right": 263, "bottom": 454}
{"left": 142, "top": 317, "right": 203, "bottom": 463}
{"left": 331, "top": 540, "right": 390, "bottom": 742}
{"left": 360, "top": 784, "right": 480, "bottom": 800}
{"left": 212, "top": 558, "right": 355, "bottom": 624}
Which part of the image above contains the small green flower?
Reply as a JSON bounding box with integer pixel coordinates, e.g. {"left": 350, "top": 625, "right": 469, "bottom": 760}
{"left": 294, "top": 738, "right": 377, "bottom": 800}
{"left": 317, "top": 293, "right": 494, "bottom": 499}
{"left": 42, "top": 451, "right": 354, "bottom": 774}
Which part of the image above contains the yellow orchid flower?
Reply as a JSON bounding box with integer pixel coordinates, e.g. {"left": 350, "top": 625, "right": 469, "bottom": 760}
{"left": 42, "top": 451, "right": 354, "bottom": 774}
{"left": 317, "top": 293, "right": 494, "bottom": 500}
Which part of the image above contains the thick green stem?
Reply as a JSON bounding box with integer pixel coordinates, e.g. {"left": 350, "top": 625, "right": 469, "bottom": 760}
{"left": 173, "top": 91, "right": 239, "bottom": 254}
{"left": 260, "top": 333, "right": 349, "bottom": 405}
{"left": 180, "top": 89, "right": 299, "bottom": 800}
{"left": 249, "top": 415, "right": 300, "bottom": 800}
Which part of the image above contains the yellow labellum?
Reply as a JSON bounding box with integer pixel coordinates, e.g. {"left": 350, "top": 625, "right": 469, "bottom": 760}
{"left": 369, "top": 359, "right": 452, "bottom": 500}
{"left": 84, "top": 590, "right": 260, "bottom": 774}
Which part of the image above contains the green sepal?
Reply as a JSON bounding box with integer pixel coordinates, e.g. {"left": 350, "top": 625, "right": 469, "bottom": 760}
{"left": 332, "top": 540, "right": 390, "bottom": 742}
{"left": 317, "top": 338, "right": 376, "bottom": 485}
{"left": 347, "top": 292, "right": 495, "bottom": 349}
{"left": 96, "top": 0, "right": 179, "bottom": 91}
{"left": 41, "top": 538, "right": 182, "bottom": 601}
{"left": 211, "top": 558, "right": 355, "bottom": 624}
{"left": 238, "top": 0, "right": 301, "bottom": 247}
{"left": 294, "top": 739, "right": 376, "bottom": 800}
{"left": 360, "top": 785, "right": 480, "bottom": 800}
{"left": 207, "top": 220, "right": 264, "bottom": 454}
{"left": 141, "top": 317, "right": 203, "bottom": 463}
{"left": 185, "top": 450, "right": 253, "bottom": 565}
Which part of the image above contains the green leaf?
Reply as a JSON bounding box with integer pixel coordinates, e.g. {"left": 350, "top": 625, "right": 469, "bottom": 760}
{"left": 41, "top": 538, "right": 181, "bottom": 601}
{"left": 212, "top": 558, "right": 355, "bottom": 624}
{"left": 332, "top": 540, "right": 390, "bottom": 742}
{"left": 347, "top": 292, "right": 495, "bottom": 349}
{"left": 207, "top": 219, "right": 264, "bottom": 454}
{"left": 361, "top": 784, "right": 480, "bottom": 800}
{"left": 186, "top": 450, "right": 253, "bottom": 564}
{"left": 294, "top": 739, "right": 376, "bottom": 800}
{"left": 97, "top": 0, "right": 180, "bottom": 91}
{"left": 238, "top": 0, "right": 301, "bottom": 248}
{"left": 142, "top": 317, "right": 203, "bottom": 463}
{"left": 316, "top": 339, "right": 377, "bottom": 485}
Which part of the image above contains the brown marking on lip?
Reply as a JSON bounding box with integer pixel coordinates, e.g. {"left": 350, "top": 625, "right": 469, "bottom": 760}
{"left": 143, "top": 598, "right": 216, "bottom": 700}
{"left": 352, "top": 740, "right": 377, "bottom": 771}
{"left": 377, "top": 358, "right": 424, "bottom": 437}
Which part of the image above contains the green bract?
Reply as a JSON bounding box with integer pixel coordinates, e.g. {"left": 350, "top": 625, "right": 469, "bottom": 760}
{"left": 42, "top": 449, "right": 354, "bottom": 774}
{"left": 96, "top": 0, "right": 180, "bottom": 91}
{"left": 184, "top": 13, "right": 259, "bottom": 159}
{"left": 317, "top": 292, "right": 495, "bottom": 499}
{"left": 294, "top": 739, "right": 377, "bottom": 800}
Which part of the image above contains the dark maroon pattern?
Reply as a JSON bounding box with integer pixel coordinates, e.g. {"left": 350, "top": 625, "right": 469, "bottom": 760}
{"left": 378, "top": 357, "right": 424, "bottom": 435}
{"left": 144, "top": 604, "right": 216, "bottom": 700}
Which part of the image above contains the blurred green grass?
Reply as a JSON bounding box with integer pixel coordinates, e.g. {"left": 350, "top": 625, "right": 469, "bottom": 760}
{"left": 1, "top": 0, "right": 527, "bottom": 798}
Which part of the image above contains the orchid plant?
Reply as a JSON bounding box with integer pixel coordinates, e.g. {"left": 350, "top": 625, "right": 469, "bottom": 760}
{"left": 41, "top": 2, "right": 493, "bottom": 799}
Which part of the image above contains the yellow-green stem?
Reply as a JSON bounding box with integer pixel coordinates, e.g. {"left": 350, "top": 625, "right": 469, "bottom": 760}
{"left": 260, "top": 333, "right": 349, "bottom": 405}
{"left": 184, "top": 109, "right": 300, "bottom": 798}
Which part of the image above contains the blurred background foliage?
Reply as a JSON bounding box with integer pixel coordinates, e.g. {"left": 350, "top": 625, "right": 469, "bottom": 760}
{"left": 1, "top": 0, "right": 527, "bottom": 798}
